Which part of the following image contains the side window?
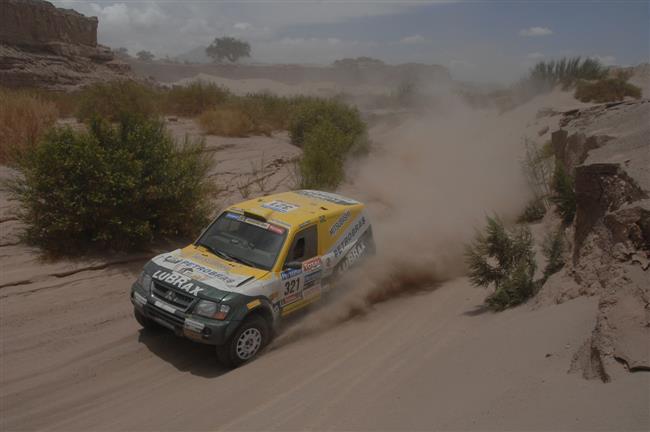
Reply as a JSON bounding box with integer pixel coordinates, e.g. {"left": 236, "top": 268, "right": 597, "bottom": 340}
{"left": 286, "top": 225, "right": 317, "bottom": 264}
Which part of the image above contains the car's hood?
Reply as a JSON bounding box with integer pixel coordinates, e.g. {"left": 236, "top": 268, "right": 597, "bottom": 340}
{"left": 145, "top": 246, "right": 269, "bottom": 301}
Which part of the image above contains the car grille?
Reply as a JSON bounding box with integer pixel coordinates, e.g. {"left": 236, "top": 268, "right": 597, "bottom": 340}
{"left": 151, "top": 281, "right": 195, "bottom": 311}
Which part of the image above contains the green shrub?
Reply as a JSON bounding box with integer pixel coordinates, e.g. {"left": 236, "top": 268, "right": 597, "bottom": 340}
{"left": 9, "top": 115, "right": 214, "bottom": 253}
{"left": 551, "top": 164, "right": 576, "bottom": 224}
{"left": 76, "top": 80, "right": 160, "bottom": 122}
{"left": 165, "top": 81, "right": 231, "bottom": 116}
{"left": 529, "top": 57, "right": 607, "bottom": 90}
{"left": 517, "top": 198, "right": 547, "bottom": 223}
{"left": 0, "top": 88, "right": 58, "bottom": 164}
{"left": 299, "top": 121, "right": 348, "bottom": 189}
{"left": 574, "top": 78, "right": 642, "bottom": 103}
{"left": 465, "top": 216, "right": 537, "bottom": 311}
{"left": 289, "top": 98, "right": 366, "bottom": 150}
{"left": 542, "top": 227, "right": 566, "bottom": 279}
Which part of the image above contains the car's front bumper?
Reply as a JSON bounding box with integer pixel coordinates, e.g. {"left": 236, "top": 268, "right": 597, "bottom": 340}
{"left": 130, "top": 282, "right": 238, "bottom": 346}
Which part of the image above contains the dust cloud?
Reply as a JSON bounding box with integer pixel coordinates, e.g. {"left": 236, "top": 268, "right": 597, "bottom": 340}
{"left": 274, "top": 90, "right": 539, "bottom": 346}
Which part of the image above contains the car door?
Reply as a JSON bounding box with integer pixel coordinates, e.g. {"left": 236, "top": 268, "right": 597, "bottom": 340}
{"left": 279, "top": 225, "right": 323, "bottom": 314}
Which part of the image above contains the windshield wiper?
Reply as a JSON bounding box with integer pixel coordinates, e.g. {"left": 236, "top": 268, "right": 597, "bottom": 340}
{"left": 226, "top": 254, "right": 258, "bottom": 268}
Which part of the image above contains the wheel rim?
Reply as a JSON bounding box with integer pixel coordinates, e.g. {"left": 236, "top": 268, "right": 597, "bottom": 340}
{"left": 235, "top": 327, "right": 262, "bottom": 360}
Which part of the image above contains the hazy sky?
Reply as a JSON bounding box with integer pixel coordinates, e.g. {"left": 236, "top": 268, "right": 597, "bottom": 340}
{"left": 54, "top": 0, "right": 649, "bottom": 83}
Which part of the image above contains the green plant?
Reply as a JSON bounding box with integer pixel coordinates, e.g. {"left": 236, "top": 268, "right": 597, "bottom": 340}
{"left": 465, "top": 216, "right": 537, "bottom": 310}
{"left": 206, "top": 36, "right": 251, "bottom": 63}
{"left": 542, "top": 227, "right": 566, "bottom": 279}
{"left": 528, "top": 57, "right": 607, "bottom": 90}
{"left": 518, "top": 198, "right": 547, "bottom": 223}
{"left": 289, "top": 98, "right": 366, "bottom": 150}
{"left": 299, "top": 120, "right": 349, "bottom": 190}
{"left": 165, "top": 81, "right": 231, "bottom": 116}
{"left": 574, "top": 78, "right": 642, "bottom": 103}
{"left": 0, "top": 88, "right": 58, "bottom": 164}
{"left": 76, "top": 80, "right": 160, "bottom": 122}
{"left": 8, "top": 114, "right": 214, "bottom": 253}
{"left": 551, "top": 164, "right": 576, "bottom": 224}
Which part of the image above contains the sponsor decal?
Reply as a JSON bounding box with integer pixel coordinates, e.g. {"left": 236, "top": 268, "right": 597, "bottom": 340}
{"left": 329, "top": 210, "right": 351, "bottom": 236}
{"left": 152, "top": 270, "right": 204, "bottom": 296}
{"left": 246, "top": 299, "right": 262, "bottom": 310}
{"left": 282, "top": 292, "right": 302, "bottom": 305}
{"left": 169, "top": 260, "right": 242, "bottom": 286}
{"left": 298, "top": 220, "right": 312, "bottom": 229}
{"left": 304, "top": 269, "right": 322, "bottom": 283}
{"left": 225, "top": 212, "right": 244, "bottom": 221}
{"left": 340, "top": 241, "right": 367, "bottom": 273}
{"left": 261, "top": 200, "right": 299, "bottom": 213}
{"left": 319, "top": 215, "right": 327, "bottom": 223}
{"left": 297, "top": 190, "right": 359, "bottom": 206}
{"left": 163, "top": 254, "right": 183, "bottom": 264}
{"left": 333, "top": 216, "right": 367, "bottom": 258}
{"left": 281, "top": 268, "right": 302, "bottom": 280}
{"left": 302, "top": 256, "right": 322, "bottom": 272}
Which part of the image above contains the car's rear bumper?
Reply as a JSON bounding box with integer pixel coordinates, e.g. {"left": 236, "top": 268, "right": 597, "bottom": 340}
{"left": 130, "top": 282, "right": 238, "bottom": 346}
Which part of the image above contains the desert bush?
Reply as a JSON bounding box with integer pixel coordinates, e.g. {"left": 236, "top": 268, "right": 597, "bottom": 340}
{"left": 528, "top": 57, "right": 607, "bottom": 90}
{"left": 289, "top": 98, "right": 366, "bottom": 150}
{"left": 517, "top": 198, "right": 546, "bottom": 223}
{"left": 465, "top": 216, "right": 537, "bottom": 310}
{"left": 9, "top": 114, "right": 214, "bottom": 253}
{"left": 164, "top": 81, "right": 231, "bottom": 116}
{"left": 299, "top": 121, "right": 348, "bottom": 189}
{"left": 0, "top": 88, "right": 58, "bottom": 164}
{"left": 76, "top": 80, "right": 160, "bottom": 122}
{"left": 542, "top": 227, "right": 566, "bottom": 279}
{"left": 574, "top": 77, "right": 642, "bottom": 103}
{"left": 198, "top": 107, "right": 254, "bottom": 137}
{"left": 551, "top": 164, "right": 576, "bottom": 224}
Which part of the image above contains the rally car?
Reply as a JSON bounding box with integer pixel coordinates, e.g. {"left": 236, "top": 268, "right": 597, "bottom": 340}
{"left": 131, "top": 190, "right": 374, "bottom": 367}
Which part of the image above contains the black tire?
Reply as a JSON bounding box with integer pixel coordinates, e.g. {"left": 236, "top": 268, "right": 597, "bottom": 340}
{"left": 134, "top": 308, "right": 157, "bottom": 330}
{"left": 217, "top": 315, "right": 269, "bottom": 368}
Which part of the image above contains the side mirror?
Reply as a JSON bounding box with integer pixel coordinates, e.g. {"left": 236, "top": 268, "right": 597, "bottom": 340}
{"left": 283, "top": 261, "right": 302, "bottom": 270}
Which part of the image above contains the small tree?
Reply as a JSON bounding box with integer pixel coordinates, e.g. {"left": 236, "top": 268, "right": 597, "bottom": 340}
{"left": 465, "top": 216, "right": 537, "bottom": 310}
{"left": 206, "top": 37, "right": 251, "bottom": 63}
{"left": 136, "top": 50, "right": 155, "bottom": 62}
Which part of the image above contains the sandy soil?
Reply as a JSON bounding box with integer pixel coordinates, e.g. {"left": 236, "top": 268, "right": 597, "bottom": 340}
{"left": 1, "top": 92, "right": 648, "bottom": 431}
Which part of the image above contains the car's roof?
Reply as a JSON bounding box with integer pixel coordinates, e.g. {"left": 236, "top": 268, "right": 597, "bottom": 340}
{"left": 226, "top": 190, "right": 363, "bottom": 228}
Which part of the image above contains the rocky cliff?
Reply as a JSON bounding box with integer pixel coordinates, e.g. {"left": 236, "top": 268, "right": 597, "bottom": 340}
{"left": 541, "top": 99, "right": 650, "bottom": 380}
{"left": 0, "top": 0, "right": 132, "bottom": 90}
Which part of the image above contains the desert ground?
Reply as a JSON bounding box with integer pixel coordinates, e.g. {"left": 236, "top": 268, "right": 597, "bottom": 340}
{"left": 1, "top": 76, "right": 648, "bottom": 431}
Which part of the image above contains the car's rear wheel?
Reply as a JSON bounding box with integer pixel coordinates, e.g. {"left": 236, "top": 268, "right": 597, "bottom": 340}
{"left": 217, "top": 315, "right": 269, "bottom": 368}
{"left": 134, "top": 308, "right": 157, "bottom": 330}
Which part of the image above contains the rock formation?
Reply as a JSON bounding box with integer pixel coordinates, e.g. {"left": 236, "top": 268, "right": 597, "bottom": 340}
{"left": 542, "top": 100, "right": 650, "bottom": 380}
{"left": 0, "top": 0, "right": 132, "bottom": 90}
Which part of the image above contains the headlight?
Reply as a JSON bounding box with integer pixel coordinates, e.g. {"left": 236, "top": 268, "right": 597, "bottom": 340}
{"left": 194, "top": 300, "right": 230, "bottom": 320}
{"left": 137, "top": 271, "right": 153, "bottom": 294}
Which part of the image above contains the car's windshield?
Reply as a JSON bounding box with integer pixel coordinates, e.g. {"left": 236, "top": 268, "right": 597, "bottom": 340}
{"left": 196, "top": 212, "right": 287, "bottom": 271}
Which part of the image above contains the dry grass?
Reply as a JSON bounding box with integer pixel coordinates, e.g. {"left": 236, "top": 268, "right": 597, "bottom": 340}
{"left": 198, "top": 107, "right": 254, "bottom": 137}
{"left": 0, "top": 88, "right": 58, "bottom": 164}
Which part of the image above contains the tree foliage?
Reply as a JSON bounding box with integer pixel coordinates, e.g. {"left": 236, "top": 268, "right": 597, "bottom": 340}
{"left": 136, "top": 50, "right": 155, "bottom": 62}
{"left": 206, "top": 37, "right": 251, "bottom": 63}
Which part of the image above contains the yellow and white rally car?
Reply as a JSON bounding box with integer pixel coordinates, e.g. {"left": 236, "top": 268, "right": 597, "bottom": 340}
{"left": 131, "top": 190, "right": 375, "bottom": 366}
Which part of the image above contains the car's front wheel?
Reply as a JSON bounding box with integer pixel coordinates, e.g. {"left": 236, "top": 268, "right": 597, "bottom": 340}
{"left": 217, "top": 315, "right": 269, "bottom": 368}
